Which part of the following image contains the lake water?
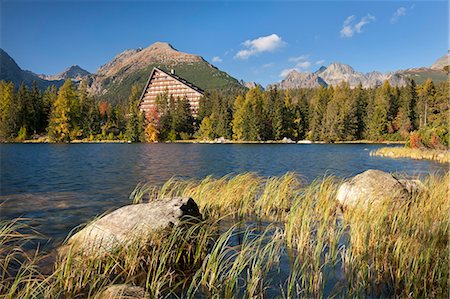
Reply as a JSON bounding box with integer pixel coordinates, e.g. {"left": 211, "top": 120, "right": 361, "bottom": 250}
{"left": 0, "top": 143, "right": 446, "bottom": 247}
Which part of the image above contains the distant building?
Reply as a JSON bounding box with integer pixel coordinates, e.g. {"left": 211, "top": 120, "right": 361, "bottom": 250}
{"left": 139, "top": 67, "right": 204, "bottom": 117}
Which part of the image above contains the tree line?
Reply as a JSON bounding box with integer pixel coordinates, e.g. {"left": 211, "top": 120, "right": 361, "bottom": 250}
{"left": 195, "top": 79, "right": 448, "bottom": 147}
{"left": 0, "top": 78, "right": 448, "bottom": 147}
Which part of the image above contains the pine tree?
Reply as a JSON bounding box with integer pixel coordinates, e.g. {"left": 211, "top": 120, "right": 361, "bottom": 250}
{"left": 172, "top": 96, "right": 194, "bottom": 137}
{"left": 198, "top": 116, "right": 214, "bottom": 140}
{"left": 353, "top": 84, "right": 368, "bottom": 139}
{"left": 40, "top": 86, "right": 56, "bottom": 134}
{"left": 31, "top": 81, "right": 45, "bottom": 134}
{"left": 125, "top": 84, "right": 143, "bottom": 142}
{"left": 48, "top": 80, "right": 74, "bottom": 142}
{"left": 0, "top": 81, "right": 17, "bottom": 140}
{"left": 16, "top": 83, "right": 35, "bottom": 135}
{"left": 369, "top": 81, "right": 391, "bottom": 139}
{"left": 232, "top": 95, "right": 247, "bottom": 140}
{"left": 308, "top": 86, "right": 330, "bottom": 140}
{"left": 418, "top": 79, "right": 436, "bottom": 128}
{"left": 269, "top": 87, "right": 285, "bottom": 140}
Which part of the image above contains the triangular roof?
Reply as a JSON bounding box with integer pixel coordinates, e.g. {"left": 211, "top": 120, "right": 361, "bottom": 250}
{"left": 139, "top": 67, "right": 204, "bottom": 103}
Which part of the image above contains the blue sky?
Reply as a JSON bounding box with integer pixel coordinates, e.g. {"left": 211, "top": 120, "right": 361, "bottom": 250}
{"left": 1, "top": 1, "right": 448, "bottom": 86}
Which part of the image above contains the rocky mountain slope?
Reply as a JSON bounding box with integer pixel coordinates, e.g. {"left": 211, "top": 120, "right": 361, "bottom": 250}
{"left": 0, "top": 43, "right": 242, "bottom": 104}
{"left": 272, "top": 56, "right": 448, "bottom": 90}
{"left": 37, "top": 65, "right": 91, "bottom": 81}
{"left": 2, "top": 45, "right": 447, "bottom": 98}
{"left": 431, "top": 53, "right": 449, "bottom": 70}
{"left": 272, "top": 62, "right": 408, "bottom": 90}
{"left": 88, "top": 42, "right": 242, "bottom": 103}
{"left": 0, "top": 49, "right": 63, "bottom": 90}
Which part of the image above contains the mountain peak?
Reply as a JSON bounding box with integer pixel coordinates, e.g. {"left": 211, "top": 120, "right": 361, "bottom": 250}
{"left": 38, "top": 64, "right": 90, "bottom": 81}
{"left": 325, "top": 62, "right": 355, "bottom": 74}
{"left": 148, "top": 42, "right": 176, "bottom": 51}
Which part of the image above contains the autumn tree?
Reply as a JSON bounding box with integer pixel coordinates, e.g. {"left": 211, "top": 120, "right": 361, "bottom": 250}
{"left": 48, "top": 80, "right": 75, "bottom": 142}
{"left": 0, "top": 81, "right": 17, "bottom": 140}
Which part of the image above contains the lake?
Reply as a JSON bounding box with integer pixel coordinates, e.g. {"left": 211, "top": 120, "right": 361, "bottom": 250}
{"left": 0, "top": 143, "right": 446, "bottom": 247}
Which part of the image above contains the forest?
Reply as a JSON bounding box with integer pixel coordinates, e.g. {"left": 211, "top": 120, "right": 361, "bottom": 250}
{"left": 0, "top": 78, "right": 448, "bottom": 148}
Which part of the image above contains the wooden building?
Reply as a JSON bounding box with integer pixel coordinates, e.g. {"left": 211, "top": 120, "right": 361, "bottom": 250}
{"left": 139, "top": 67, "right": 204, "bottom": 117}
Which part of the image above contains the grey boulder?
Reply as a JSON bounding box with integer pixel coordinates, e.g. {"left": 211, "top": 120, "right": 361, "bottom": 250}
{"left": 67, "top": 197, "right": 201, "bottom": 256}
{"left": 337, "top": 170, "right": 425, "bottom": 208}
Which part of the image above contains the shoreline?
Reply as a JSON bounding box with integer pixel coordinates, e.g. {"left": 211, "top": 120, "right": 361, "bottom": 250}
{"left": 2, "top": 138, "right": 406, "bottom": 145}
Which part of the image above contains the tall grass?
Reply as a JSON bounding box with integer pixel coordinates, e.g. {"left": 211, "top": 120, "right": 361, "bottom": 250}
{"left": 1, "top": 172, "right": 448, "bottom": 298}
{"left": 371, "top": 146, "right": 450, "bottom": 163}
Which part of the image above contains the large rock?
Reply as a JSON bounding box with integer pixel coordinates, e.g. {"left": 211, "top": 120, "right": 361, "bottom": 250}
{"left": 99, "top": 284, "right": 147, "bottom": 299}
{"left": 337, "top": 170, "right": 424, "bottom": 208}
{"left": 67, "top": 197, "right": 201, "bottom": 256}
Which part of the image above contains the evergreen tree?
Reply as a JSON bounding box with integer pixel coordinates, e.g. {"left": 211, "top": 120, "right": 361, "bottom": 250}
{"left": 198, "top": 116, "right": 215, "bottom": 140}
{"left": 232, "top": 95, "right": 247, "bottom": 140}
{"left": 0, "top": 81, "right": 17, "bottom": 140}
{"left": 31, "top": 81, "right": 45, "bottom": 134}
{"left": 172, "top": 96, "right": 194, "bottom": 137}
{"left": 125, "top": 84, "right": 144, "bottom": 142}
{"left": 418, "top": 79, "right": 436, "bottom": 128}
{"left": 308, "top": 86, "right": 330, "bottom": 140}
{"left": 353, "top": 84, "right": 368, "bottom": 140}
{"left": 40, "top": 86, "right": 56, "bottom": 134}
{"left": 16, "top": 83, "right": 35, "bottom": 135}
{"left": 369, "top": 81, "right": 391, "bottom": 139}
{"left": 48, "top": 80, "right": 75, "bottom": 142}
{"left": 269, "top": 87, "right": 285, "bottom": 140}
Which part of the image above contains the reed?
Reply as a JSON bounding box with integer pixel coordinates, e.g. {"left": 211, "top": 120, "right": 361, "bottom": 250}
{"left": 1, "top": 172, "right": 448, "bottom": 298}
{"left": 371, "top": 146, "right": 450, "bottom": 163}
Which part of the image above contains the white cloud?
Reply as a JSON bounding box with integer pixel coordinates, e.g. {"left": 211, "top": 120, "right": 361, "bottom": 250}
{"left": 315, "top": 59, "right": 325, "bottom": 65}
{"left": 296, "top": 61, "right": 311, "bottom": 69}
{"left": 391, "top": 7, "right": 406, "bottom": 24}
{"left": 340, "top": 14, "right": 376, "bottom": 38}
{"left": 212, "top": 56, "right": 223, "bottom": 63}
{"left": 289, "top": 55, "right": 309, "bottom": 63}
{"left": 280, "top": 68, "right": 299, "bottom": 78}
{"left": 262, "top": 62, "right": 274, "bottom": 68}
{"left": 235, "top": 34, "right": 286, "bottom": 59}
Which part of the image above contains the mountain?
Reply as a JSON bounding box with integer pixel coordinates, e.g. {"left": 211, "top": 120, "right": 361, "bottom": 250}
{"left": 240, "top": 80, "right": 264, "bottom": 90}
{"left": 88, "top": 42, "right": 243, "bottom": 103}
{"left": 0, "top": 48, "right": 63, "bottom": 90}
{"left": 0, "top": 43, "right": 243, "bottom": 102}
{"left": 38, "top": 65, "right": 90, "bottom": 81}
{"left": 431, "top": 54, "right": 449, "bottom": 71}
{"left": 272, "top": 70, "right": 327, "bottom": 89}
{"left": 271, "top": 58, "right": 447, "bottom": 90}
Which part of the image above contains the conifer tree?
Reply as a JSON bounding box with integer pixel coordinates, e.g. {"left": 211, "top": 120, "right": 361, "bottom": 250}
{"left": 172, "top": 96, "right": 194, "bottom": 137}
{"left": 16, "top": 83, "right": 35, "bottom": 135}
{"left": 0, "top": 81, "right": 17, "bottom": 140}
{"left": 48, "top": 80, "right": 75, "bottom": 142}
{"left": 198, "top": 116, "right": 214, "bottom": 140}
{"left": 369, "top": 81, "right": 391, "bottom": 139}
{"left": 42, "top": 86, "right": 57, "bottom": 132}
{"left": 308, "top": 86, "right": 330, "bottom": 140}
{"left": 232, "top": 95, "right": 247, "bottom": 140}
{"left": 125, "top": 84, "right": 144, "bottom": 142}
{"left": 31, "top": 81, "right": 46, "bottom": 134}
{"left": 418, "top": 79, "right": 436, "bottom": 128}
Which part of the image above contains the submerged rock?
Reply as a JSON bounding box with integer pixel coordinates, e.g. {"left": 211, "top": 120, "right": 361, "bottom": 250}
{"left": 99, "top": 284, "right": 147, "bottom": 299}
{"left": 66, "top": 197, "right": 201, "bottom": 256}
{"left": 337, "top": 170, "right": 424, "bottom": 208}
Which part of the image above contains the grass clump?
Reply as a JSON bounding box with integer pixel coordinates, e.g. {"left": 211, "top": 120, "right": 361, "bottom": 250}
{"left": 1, "top": 171, "right": 448, "bottom": 298}
{"left": 371, "top": 146, "right": 450, "bottom": 163}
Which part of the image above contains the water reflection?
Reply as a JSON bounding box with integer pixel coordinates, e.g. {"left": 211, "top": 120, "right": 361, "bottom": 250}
{"left": 0, "top": 143, "right": 446, "bottom": 246}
